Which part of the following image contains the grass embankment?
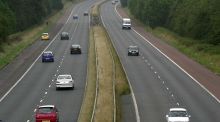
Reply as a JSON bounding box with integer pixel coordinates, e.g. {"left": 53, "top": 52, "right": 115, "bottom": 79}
{"left": 151, "top": 27, "right": 220, "bottom": 75}
{"left": 0, "top": 0, "right": 75, "bottom": 69}
{"left": 123, "top": 7, "right": 220, "bottom": 75}
{"left": 78, "top": 2, "right": 130, "bottom": 122}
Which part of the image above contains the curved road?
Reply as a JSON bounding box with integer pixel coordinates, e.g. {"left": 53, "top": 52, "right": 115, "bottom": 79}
{"left": 101, "top": 1, "right": 220, "bottom": 122}
{"left": 0, "top": 0, "right": 99, "bottom": 121}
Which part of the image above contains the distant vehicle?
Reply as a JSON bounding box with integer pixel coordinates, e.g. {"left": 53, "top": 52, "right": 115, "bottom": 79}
{"left": 56, "top": 74, "right": 74, "bottom": 90}
{"left": 128, "top": 45, "right": 139, "bottom": 56}
{"left": 35, "top": 105, "right": 59, "bottom": 122}
{"left": 70, "top": 44, "right": 81, "bottom": 54}
{"left": 122, "top": 18, "right": 131, "bottom": 29}
{"left": 73, "top": 14, "right": 78, "bottom": 19}
{"left": 84, "top": 11, "right": 89, "bottom": 16}
{"left": 60, "top": 32, "right": 69, "bottom": 40}
{"left": 42, "top": 51, "right": 54, "bottom": 62}
{"left": 41, "top": 33, "right": 49, "bottom": 40}
{"left": 166, "top": 108, "right": 191, "bottom": 122}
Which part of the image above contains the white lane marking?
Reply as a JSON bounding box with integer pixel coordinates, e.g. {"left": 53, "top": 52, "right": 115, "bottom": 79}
{"left": 166, "top": 87, "right": 169, "bottom": 90}
{"left": 26, "top": 120, "right": 30, "bottom": 122}
{"left": 114, "top": 2, "right": 220, "bottom": 104}
{"left": 154, "top": 71, "right": 157, "bottom": 74}
{"left": 45, "top": 92, "right": 47, "bottom": 95}
{"left": 177, "top": 102, "right": 180, "bottom": 106}
{"left": 158, "top": 76, "right": 160, "bottom": 79}
{"left": 34, "top": 109, "right": 37, "bottom": 112}
{"left": 40, "top": 99, "right": 43, "bottom": 103}
{"left": 49, "top": 85, "right": 51, "bottom": 87}
{"left": 163, "top": 81, "right": 165, "bottom": 84}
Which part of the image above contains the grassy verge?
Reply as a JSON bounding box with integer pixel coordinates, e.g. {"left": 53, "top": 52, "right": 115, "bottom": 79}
{"left": 77, "top": 29, "right": 97, "bottom": 122}
{"left": 0, "top": 0, "right": 74, "bottom": 69}
{"left": 151, "top": 27, "right": 220, "bottom": 75}
{"left": 122, "top": 7, "right": 220, "bottom": 75}
{"left": 94, "top": 26, "right": 114, "bottom": 122}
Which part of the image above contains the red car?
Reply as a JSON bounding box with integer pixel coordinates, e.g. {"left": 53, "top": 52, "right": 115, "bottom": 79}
{"left": 35, "top": 105, "right": 59, "bottom": 122}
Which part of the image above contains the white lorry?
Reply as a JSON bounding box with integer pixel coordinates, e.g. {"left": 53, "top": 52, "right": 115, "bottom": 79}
{"left": 122, "top": 18, "right": 131, "bottom": 29}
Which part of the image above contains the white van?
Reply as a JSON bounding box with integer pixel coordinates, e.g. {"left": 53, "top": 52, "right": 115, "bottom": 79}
{"left": 122, "top": 18, "right": 131, "bottom": 29}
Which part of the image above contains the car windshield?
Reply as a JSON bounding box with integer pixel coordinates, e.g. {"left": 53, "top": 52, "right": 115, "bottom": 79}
{"left": 42, "top": 33, "right": 48, "bottom": 36}
{"left": 38, "top": 107, "right": 53, "bottom": 113}
{"left": 58, "top": 75, "right": 71, "bottom": 80}
{"left": 169, "top": 111, "right": 188, "bottom": 117}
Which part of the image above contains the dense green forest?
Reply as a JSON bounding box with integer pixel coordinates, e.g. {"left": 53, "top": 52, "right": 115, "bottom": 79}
{"left": 121, "top": 0, "right": 220, "bottom": 45}
{"left": 0, "top": 0, "right": 63, "bottom": 44}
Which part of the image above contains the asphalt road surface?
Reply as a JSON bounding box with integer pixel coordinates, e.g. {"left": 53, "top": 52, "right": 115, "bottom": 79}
{"left": 0, "top": 0, "right": 99, "bottom": 121}
{"left": 100, "top": 1, "right": 220, "bottom": 122}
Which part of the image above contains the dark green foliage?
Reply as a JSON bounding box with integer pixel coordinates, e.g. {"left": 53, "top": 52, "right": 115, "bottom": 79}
{"left": 120, "top": 0, "right": 128, "bottom": 7}
{"left": 127, "top": 0, "right": 220, "bottom": 45}
{"left": 0, "top": 0, "right": 63, "bottom": 44}
{"left": 0, "top": 1, "right": 16, "bottom": 43}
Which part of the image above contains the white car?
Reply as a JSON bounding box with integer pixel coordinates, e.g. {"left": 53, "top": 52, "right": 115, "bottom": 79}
{"left": 56, "top": 74, "right": 74, "bottom": 90}
{"left": 166, "top": 108, "right": 191, "bottom": 122}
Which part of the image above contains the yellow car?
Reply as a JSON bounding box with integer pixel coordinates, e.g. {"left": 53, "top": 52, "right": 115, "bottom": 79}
{"left": 41, "top": 33, "right": 49, "bottom": 40}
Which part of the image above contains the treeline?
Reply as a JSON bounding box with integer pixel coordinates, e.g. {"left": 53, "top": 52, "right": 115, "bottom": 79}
{"left": 0, "top": 0, "right": 63, "bottom": 43}
{"left": 121, "top": 0, "right": 220, "bottom": 45}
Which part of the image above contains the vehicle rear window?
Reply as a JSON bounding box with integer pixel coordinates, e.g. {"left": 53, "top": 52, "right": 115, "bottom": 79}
{"left": 169, "top": 111, "right": 188, "bottom": 117}
{"left": 38, "top": 107, "right": 53, "bottom": 113}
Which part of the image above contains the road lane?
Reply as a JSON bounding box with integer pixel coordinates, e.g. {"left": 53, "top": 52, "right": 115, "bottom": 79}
{"left": 101, "top": 1, "right": 220, "bottom": 122}
{"left": 0, "top": 0, "right": 99, "bottom": 122}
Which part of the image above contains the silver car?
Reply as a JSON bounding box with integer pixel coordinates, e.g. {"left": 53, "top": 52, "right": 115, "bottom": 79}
{"left": 56, "top": 74, "right": 74, "bottom": 90}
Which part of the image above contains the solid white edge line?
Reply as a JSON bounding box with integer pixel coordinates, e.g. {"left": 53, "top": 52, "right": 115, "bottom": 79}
{"left": 0, "top": 3, "right": 76, "bottom": 103}
{"left": 115, "top": 3, "right": 220, "bottom": 104}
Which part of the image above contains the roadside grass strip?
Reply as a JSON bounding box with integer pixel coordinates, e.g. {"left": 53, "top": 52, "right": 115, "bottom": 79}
{"left": 77, "top": 29, "right": 97, "bottom": 122}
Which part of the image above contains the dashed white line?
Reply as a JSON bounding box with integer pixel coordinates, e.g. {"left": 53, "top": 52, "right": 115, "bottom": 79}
{"left": 45, "top": 92, "right": 47, "bottom": 95}
{"left": 166, "top": 87, "right": 169, "bottom": 90}
{"left": 49, "top": 85, "right": 51, "bottom": 87}
{"left": 40, "top": 99, "right": 43, "bottom": 103}
{"left": 26, "top": 120, "right": 30, "bottom": 122}
{"left": 177, "top": 102, "right": 180, "bottom": 106}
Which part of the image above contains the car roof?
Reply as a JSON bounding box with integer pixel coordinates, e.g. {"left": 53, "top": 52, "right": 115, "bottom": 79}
{"left": 129, "top": 45, "right": 138, "bottom": 48}
{"left": 170, "top": 108, "right": 187, "bottom": 112}
{"left": 123, "top": 18, "right": 130, "bottom": 21}
{"left": 58, "top": 74, "right": 72, "bottom": 77}
{"left": 43, "top": 51, "right": 53, "bottom": 54}
{"left": 72, "top": 44, "right": 81, "bottom": 47}
{"left": 61, "top": 32, "right": 68, "bottom": 34}
{"left": 39, "top": 105, "right": 55, "bottom": 108}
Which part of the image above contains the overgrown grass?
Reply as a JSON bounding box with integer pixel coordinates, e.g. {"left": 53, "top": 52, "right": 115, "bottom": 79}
{"left": 78, "top": 29, "right": 97, "bottom": 122}
{"left": 94, "top": 26, "right": 114, "bottom": 122}
{"left": 0, "top": 0, "right": 74, "bottom": 69}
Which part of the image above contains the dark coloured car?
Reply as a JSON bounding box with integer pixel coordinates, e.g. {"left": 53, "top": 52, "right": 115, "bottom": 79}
{"left": 70, "top": 44, "right": 81, "bottom": 54}
{"left": 128, "top": 45, "right": 139, "bottom": 56}
{"left": 73, "top": 14, "right": 78, "bottom": 19}
{"left": 84, "top": 11, "right": 89, "bottom": 16}
{"left": 35, "top": 105, "right": 59, "bottom": 122}
{"left": 60, "top": 32, "right": 69, "bottom": 40}
{"left": 42, "top": 51, "right": 54, "bottom": 62}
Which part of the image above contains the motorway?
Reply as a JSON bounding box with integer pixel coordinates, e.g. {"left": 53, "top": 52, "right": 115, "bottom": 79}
{"left": 0, "top": 0, "right": 99, "bottom": 121}
{"left": 100, "top": 1, "right": 220, "bottom": 122}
